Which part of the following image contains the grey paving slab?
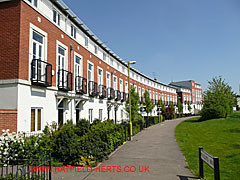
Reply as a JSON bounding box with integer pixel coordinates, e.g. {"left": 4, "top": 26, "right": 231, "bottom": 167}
{"left": 53, "top": 117, "right": 199, "bottom": 180}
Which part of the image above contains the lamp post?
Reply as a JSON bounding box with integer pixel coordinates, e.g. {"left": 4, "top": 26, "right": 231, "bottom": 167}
{"left": 128, "top": 60, "right": 136, "bottom": 141}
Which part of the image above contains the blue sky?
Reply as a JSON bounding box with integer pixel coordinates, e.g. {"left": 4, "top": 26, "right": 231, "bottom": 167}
{"left": 66, "top": 0, "right": 240, "bottom": 93}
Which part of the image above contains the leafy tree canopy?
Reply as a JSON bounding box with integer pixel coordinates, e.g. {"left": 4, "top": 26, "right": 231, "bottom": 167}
{"left": 200, "top": 76, "right": 236, "bottom": 120}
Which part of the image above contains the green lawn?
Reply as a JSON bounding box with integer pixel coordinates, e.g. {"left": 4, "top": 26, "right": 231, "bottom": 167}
{"left": 175, "top": 112, "right": 240, "bottom": 180}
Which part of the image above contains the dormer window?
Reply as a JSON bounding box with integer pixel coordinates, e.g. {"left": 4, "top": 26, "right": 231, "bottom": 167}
{"left": 103, "top": 53, "right": 106, "bottom": 61}
{"left": 28, "top": 0, "right": 38, "bottom": 8}
{"left": 85, "top": 36, "right": 89, "bottom": 47}
{"left": 53, "top": 9, "right": 60, "bottom": 26}
{"left": 94, "top": 45, "right": 98, "bottom": 54}
{"left": 71, "top": 25, "right": 76, "bottom": 39}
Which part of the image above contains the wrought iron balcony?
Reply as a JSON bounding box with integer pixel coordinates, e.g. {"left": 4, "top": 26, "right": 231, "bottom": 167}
{"left": 88, "top": 81, "right": 98, "bottom": 97}
{"left": 75, "top": 76, "right": 87, "bottom": 94}
{"left": 31, "top": 59, "right": 52, "bottom": 87}
{"left": 107, "top": 88, "right": 115, "bottom": 100}
{"left": 99, "top": 85, "right": 107, "bottom": 98}
{"left": 58, "top": 69, "right": 72, "bottom": 91}
{"left": 121, "top": 92, "right": 126, "bottom": 102}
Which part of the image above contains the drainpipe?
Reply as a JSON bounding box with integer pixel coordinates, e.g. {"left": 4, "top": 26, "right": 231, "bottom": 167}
{"left": 70, "top": 44, "right": 74, "bottom": 121}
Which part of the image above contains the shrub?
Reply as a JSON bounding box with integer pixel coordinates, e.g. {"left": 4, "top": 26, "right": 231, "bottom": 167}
{"left": 162, "top": 106, "right": 175, "bottom": 119}
{"left": 53, "top": 120, "right": 80, "bottom": 165}
{"left": 200, "top": 105, "right": 226, "bottom": 120}
{"left": 75, "top": 118, "right": 90, "bottom": 137}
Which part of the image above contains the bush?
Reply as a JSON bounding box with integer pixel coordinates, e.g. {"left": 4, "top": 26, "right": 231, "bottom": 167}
{"left": 162, "top": 106, "right": 175, "bottom": 119}
{"left": 53, "top": 120, "right": 80, "bottom": 165}
{"left": 75, "top": 119, "right": 90, "bottom": 137}
{"left": 200, "top": 105, "right": 226, "bottom": 120}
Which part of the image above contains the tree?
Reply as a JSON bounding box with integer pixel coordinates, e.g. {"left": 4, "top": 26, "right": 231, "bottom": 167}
{"left": 200, "top": 76, "right": 236, "bottom": 120}
{"left": 144, "top": 90, "right": 155, "bottom": 117}
{"left": 157, "top": 99, "right": 165, "bottom": 113}
{"left": 125, "top": 85, "right": 141, "bottom": 122}
{"left": 177, "top": 100, "right": 183, "bottom": 114}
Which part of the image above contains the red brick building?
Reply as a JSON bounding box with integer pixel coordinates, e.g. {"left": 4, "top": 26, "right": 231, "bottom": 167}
{"left": 0, "top": 0, "right": 180, "bottom": 132}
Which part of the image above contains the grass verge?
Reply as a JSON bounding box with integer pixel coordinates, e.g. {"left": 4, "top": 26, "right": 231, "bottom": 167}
{"left": 175, "top": 112, "right": 240, "bottom": 180}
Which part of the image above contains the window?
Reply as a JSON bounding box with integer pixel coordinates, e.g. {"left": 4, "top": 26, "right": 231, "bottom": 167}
{"left": 125, "top": 82, "right": 128, "bottom": 93}
{"left": 134, "top": 85, "right": 137, "bottom": 93}
{"left": 88, "top": 62, "right": 94, "bottom": 82}
{"left": 75, "top": 55, "right": 82, "bottom": 77}
{"left": 103, "top": 53, "right": 106, "bottom": 61}
{"left": 153, "top": 92, "right": 155, "bottom": 100}
{"left": 53, "top": 9, "right": 60, "bottom": 26}
{"left": 110, "top": 58, "right": 113, "bottom": 66}
{"left": 71, "top": 25, "right": 76, "bottom": 39}
{"left": 89, "top": 109, "right": 93, "bottom": 123}
{"left": 106, "top": 72, "right": 111, "bottom": 88}
{"left": 122, "top": 66, "right": 125, "bottom": 73}
{"left": 85, "top": 36, "right": 89, "bottom": 47}
{"left": 94, "top": 45, "right": 98, "bottom": 54}
{"left": 32, "top": 31, "right": 44, "bottom": 81}
{"left": 28, "top": 0, "right": 38, "bottom": 8}
{"left": 98, "top": 68, "right": 103, "bottom": 85}
{"left": 57, "top": 46, "right": 66, "bottom": 71}
{"left": 149, "top": 90, "right": 152, "bottom": 99}
{"left": 31, "top": 108, "right": 42, "bottom": 132}
{"left": 138, "top": 87, "right": 141, "bottom": 96}
{"left": 99, "top": 109, "right": 103, "bottom": 121}
{"left": 113, "top": 76, "right": 117, "bottom": 90}
{"left": 117, "top": 63, "right": 119, "bottom": 70}
{"left": 120, "top": 79, "right": 123, "bottom": 92}
{"left": 142, "top": 88, "right": 145, "bottom": 96}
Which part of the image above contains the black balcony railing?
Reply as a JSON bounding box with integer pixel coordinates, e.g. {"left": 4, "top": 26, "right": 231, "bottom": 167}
{"left": 115, "top": 90, "right": 121, "bottom": 101}
{"left": 31, "top": 59, "right": 52, "bottom": 87}
{"left": 99, "top": 85, "right": 107, "bottom": 98}
{"left": 107, "top": 88, "right": 115, "bottom": 100}
{"left": 58, "top": 69, "right": 72, "bottom": 91}
{"left": 75, "top": 76, "right": 87, "bottom": 94}
{"left": 88, "top": 81, "right": 98, "bottom": 97}
{"left": 121, "top": 92, "right": 126, "bottom": 102}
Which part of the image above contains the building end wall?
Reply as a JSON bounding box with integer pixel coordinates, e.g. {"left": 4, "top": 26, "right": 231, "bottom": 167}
{"left": 0, "top": 0, "right": 20, "bottom": 80}
{"left": 0, "top": 109, "right": 17, "bottom": 133}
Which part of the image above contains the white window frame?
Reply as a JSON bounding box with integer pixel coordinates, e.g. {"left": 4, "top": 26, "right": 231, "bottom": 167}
{"left": 56, "top": 40, "right": 68, "bottom": 85}
{"left": 125, "top": 81, "right": 128, "bottom": 93}
{"left": 74, "top": 52, "right": 83, "bottom": 88}
{"left": 31, "top": 107, "right": 43, "bottom": 132}
{"left": 106, "top": 71, "right": 111, "bottom": 88}
{"left": 29, "top": 23, "right": 48, "bottom": 82}
{"left": 53, "top": 9, "right": 61, "bottom": 26}
{"left": 85, "top": 36, "right": 89, "bottom": 47}
{"left": 113, "top": 75, "right": 118, "bottom": 90}
{"left": 97, "top": 67, "right": 103, "bottom": 85}
{"left": 94, "top": 44, "right": 98, "bottom": 55}
{"left": 119, "top": 78, "right": 123, "bottom": 92}
{"left": 87, "top": 60, "right": 94, "bottom": 82}
{"left": 71, "top": 24, "right": 77, "bottom": 39}
{"left": 27, "top": 0, "right": 38, "bottom": 8}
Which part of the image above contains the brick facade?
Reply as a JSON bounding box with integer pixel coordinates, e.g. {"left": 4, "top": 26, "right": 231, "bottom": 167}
{"left": 0, "top": 109, "right": 17, "bottom": 132}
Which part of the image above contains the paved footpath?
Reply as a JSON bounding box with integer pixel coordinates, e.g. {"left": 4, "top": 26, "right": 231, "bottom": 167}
{"left": 53, "top": 117, "right": 199, "bottom": 180}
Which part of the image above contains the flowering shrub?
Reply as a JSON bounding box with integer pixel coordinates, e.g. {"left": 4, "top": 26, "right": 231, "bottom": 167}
{"left": 0, "top": 129, "right": 24, "bottom": 166}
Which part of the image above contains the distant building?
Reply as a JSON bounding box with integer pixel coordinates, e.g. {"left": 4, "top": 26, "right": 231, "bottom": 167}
{"left": 169, "top": 80, "right": 203, "bottom": 114}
